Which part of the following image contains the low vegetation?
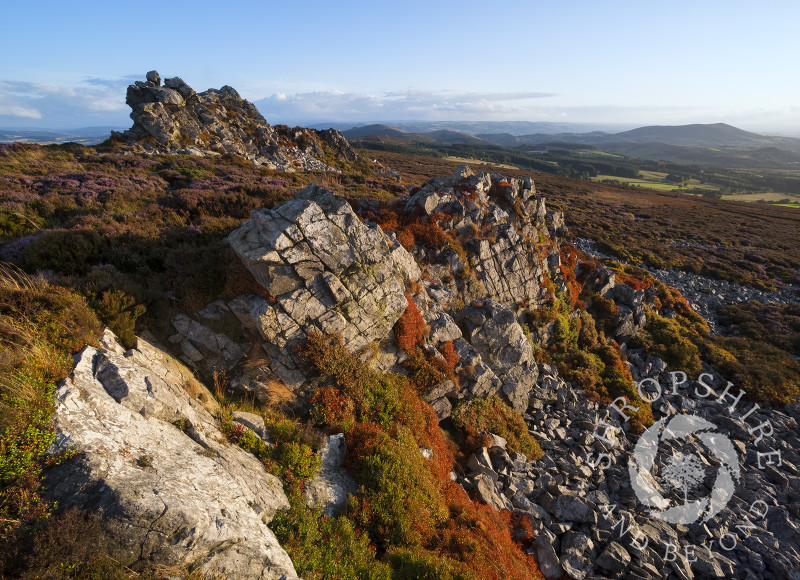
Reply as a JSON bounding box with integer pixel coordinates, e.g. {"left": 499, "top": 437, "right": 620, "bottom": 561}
{"left": 286, "top": 332, "right": 543, "bottom": 580}
{"left": 451, "top": 396, "right": 542, "bottom": 460}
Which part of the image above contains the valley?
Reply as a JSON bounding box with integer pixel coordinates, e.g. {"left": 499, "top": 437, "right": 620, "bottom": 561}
{"left": 345, "top": 123, "right": 800, "bottom": 202}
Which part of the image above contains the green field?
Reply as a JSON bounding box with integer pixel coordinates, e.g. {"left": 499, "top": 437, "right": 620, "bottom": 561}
{"left": 722, "top": 191, "right": 800, "bottom": 202}
{"left": 574, "top": 149, "right": 623, "bottom": 158}
{"left": 722, "top": 191, "right": 800, "bottom": 208}
{"left": 591, "top": 173, "right": 721, "bottom": 193}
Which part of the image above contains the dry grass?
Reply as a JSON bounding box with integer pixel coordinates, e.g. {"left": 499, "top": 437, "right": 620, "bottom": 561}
{"left": 0, "top": 262, "right": 41, "bottom": 292}
{"left": 256, "top": 378, "right": 295, "bottom": 407}
{"left": 182, "top": 376, "right": 220, "bottom": 414}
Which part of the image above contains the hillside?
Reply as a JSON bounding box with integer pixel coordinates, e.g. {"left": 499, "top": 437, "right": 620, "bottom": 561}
{"left": 605, "top": 123, "right": 772, "bottom": 147}
{"left": 472, "top": 123, "right": 800, "bottom": 169}
{"left": 340, "top": 123, "right": 409, "bottom": 139}
{"left": 1, "top": 94, "right": 800, "bottom": 580}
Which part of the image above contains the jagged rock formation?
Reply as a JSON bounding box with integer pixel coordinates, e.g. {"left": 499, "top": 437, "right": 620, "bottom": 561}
{"left": 48, "top": 330, "right": 299, "bottom": 580}
{"left": 404, "top": 166, "right": 552, "bottom": 308}
{"left": 457, "top": 299, "right": 538, "bottom": 413}
{"left": 114, "top": 70, "right": 356, "bottom": 172}
{"left": 226, "top": 184, "right": 416, "bottom": 387}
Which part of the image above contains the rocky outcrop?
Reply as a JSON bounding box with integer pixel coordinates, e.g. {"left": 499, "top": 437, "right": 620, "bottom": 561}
{"left": 457, "top": 299, "right": 538, "bottom": 412}
{"left": 114, "top": 71, "right": 356, "bottom": 171}
{"left": 403, "top": 166, "right": 549, "bottom": 310}
{"left": 48, "top": 330, "right": 298, "bottom": 580}
{"left": 227, "top": 184, "right": 416, "bottom": 387}
{"left": 468, "top": 224, "right": 546, "bottom": 308}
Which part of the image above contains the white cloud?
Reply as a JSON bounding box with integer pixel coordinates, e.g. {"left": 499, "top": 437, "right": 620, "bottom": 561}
{"left": 0, "top": 78, "right": 131, "bottom": 127}
{"left": 0, "top": 104, "right": 41, "bottom": 119}
{"left": 254, "top": 89, "right": 557, "bottom": 123}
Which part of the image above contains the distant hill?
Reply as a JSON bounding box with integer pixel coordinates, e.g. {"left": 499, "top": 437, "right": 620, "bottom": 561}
{"left": 0, "top": 126, "right": 125, "bottom": 145}
{"left": 344, "top": 125, "right": 485, "bottom": 146}
{"left": 603, "top": 123, "right": 773, "bottom": 147}
{"left": 478, "top": 132, "right": 609, "bottom": 148}
{"left": 469, "top": 123, "right": 800, "bottom": 169}
{"left": 341, "top": 124, "right": 408, "bottom": 139}
{"left": 422, "top": 130, "right": 484, "bottom": 145}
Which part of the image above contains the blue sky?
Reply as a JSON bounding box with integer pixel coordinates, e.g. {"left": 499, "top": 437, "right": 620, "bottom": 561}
{"left": 2, "top": 0, "right": 799, "bottom": 133}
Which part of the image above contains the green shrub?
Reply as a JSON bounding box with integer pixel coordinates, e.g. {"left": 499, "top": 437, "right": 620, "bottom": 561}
{"left": 272, "top": 493, "right": 392, "bottom": 580}
{"left": 91, "top": 290, "right": 145, "bottom": 349}
{"left": 218, "top": 409, "right": 321, "bottom": 489}
{"left": 634, "top": 311, "right": 703, "bottom": 376}
{"left": 347, "top": 426, "right": 448, "bottom": 549}
{"left": 451, "top": 396, "right": 542, "bottom": 461}
{"left": 24, "top": 230, "right": 102, "bottom": 275}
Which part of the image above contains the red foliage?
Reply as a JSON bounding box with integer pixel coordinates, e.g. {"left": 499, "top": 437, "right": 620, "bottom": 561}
{"left": 359, "top": 205, "right": 403, "bottom": 234}
{"left": 558, "top": 244, "right": 586, "bottom": 309}
{"left": 615, "top": 271, "right": 653, "bottom": 290}
{"left": 343, "top": 423, "right": 385, "bottom": 474}
{"left": 456, "top": 185, "right": 479, "bottom": 201}
{"left": 301, "top": 331, "right": 542, "bottom": 580}
{"left": 401, "top": 387, "right": 455, "bottom": 484}
{"left": 428, "top": 212, "right": 452, "bottom": 224}
{"left": 510, "top": 512, "right": 536, "bottom": 543}
{"left": 394, "top": 295, "right": 426, "bottom": 353}
{"left": 436, "top": 341, "right": 460, "bottom": 383}
{"left": 436, "top": 484, "right": 544, "bottom": 580}
{"left": 310, "top": 386, "right": 355, "bottom": 430}
{"left": 406, "top": 221, "right": 448, "bottom": 249}
{"left": 395, "top": 229, "right": 414, "bottom": 249}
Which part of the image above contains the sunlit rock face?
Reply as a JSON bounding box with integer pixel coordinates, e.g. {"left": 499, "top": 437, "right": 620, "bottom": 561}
{"left": 116, "top": 70, "right": 356, "bottom": 171}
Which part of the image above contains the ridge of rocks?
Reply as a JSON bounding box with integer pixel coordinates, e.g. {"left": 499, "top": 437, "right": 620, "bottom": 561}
{"left": 114, "top": 70, "right": 356, "bottom": 172}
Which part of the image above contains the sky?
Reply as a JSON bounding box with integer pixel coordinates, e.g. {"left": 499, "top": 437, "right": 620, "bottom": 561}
{"left": 2, "top": 0, "right": 799, "bottom": 134}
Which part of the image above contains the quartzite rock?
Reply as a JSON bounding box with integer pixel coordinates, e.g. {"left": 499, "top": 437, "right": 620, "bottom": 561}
{"left": 467, "top": 224, "right": 544, "bottom": 308}
{"left": 304, "top": 433, "right": 358, "bottom": 515}
{"left": 457, "top": 299, "right": 538, "bottom": 411}
{"left": 48, "top": 331, "right": 298, "bottom": 580}
{"left": 227, "top": 185, "right": 417, "bottom": 387}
